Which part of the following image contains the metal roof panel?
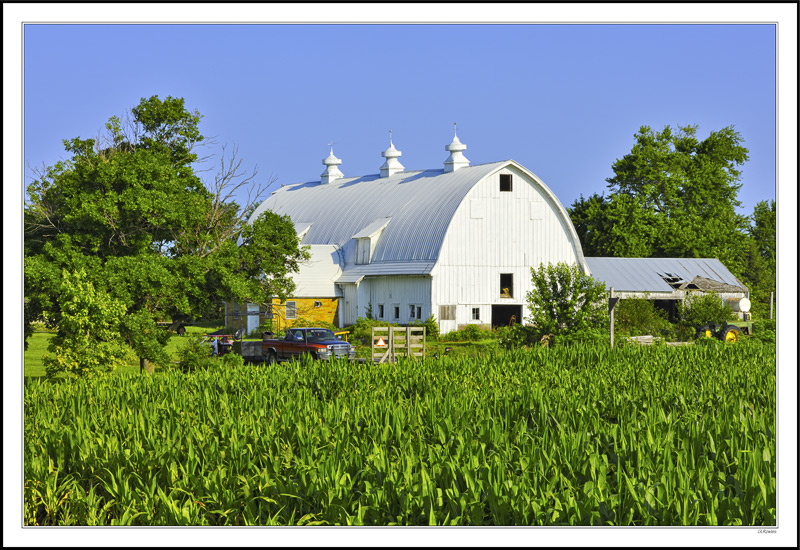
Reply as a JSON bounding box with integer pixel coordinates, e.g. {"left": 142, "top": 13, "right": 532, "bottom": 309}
{"left": 251, "top": 162, "right": 507, "bottom": 264}
{"left": 585, "top": 257, "right": 746, "bottom": 293}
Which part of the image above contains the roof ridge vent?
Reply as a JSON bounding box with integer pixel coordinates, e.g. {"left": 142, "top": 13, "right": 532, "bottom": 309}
{"left": 321, "top": 141, "right": 344, "bottom": 184}
{"left": 444, "top": 123, "right": 470, "bottom": 172}
{"left": 380, "top": 130, "right": 405, "bottom": 178}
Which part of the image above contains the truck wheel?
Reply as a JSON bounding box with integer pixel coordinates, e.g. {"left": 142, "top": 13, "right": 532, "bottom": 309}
{"left": 695, "top": 324, "right": 714, "bottom": 339}
{"left": 718, "top": 325, "right": 740, "bottom": 343}
{"left": 266, "top": 350, "right": 277, "bottom": 364}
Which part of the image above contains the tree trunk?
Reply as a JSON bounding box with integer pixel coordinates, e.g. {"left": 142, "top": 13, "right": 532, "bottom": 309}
{"left": 140, "top": 356, "right": 145, "bottom": 374}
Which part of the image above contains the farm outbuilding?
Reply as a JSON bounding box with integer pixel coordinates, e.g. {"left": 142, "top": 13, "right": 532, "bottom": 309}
{"left": 229, "top": 131, "right": 588, "bottom": 334}
{"left": 584, "top": 257, "right": 750, "bottom": 320}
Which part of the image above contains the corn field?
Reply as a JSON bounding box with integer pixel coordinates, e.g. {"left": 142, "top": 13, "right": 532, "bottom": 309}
{"left": 24, "top": 343, "right": 776, "bottom": 526}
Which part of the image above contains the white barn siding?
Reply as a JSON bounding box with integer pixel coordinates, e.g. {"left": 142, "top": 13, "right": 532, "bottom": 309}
{"left": 340, "top": 283, "right": 359, "bottom": 326}
{"left": 432, "top": 165, "right": 582, "bottom": 332}
{"left": 361, "top": 276, "right": 431, "bottom": 323}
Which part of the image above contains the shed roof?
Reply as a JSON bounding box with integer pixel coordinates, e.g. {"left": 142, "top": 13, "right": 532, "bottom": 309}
{"left": 585, "top": 257, "right": 747, "bottom": 293}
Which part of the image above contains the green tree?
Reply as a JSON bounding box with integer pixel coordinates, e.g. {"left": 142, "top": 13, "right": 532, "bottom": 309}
{"left": 43, "top": 269, "right": 132, "bottom": 378}
{"left": 526, "top": 262, "right": 609, "bottom": 335}
{"left": 569, "top": 125, "right": 751, "bottom": 275}
{"left": 741, "top": 200, "right": 776, "bottom": 318}
{"left": 25, "top": 95, "right": 307, "bottom": 371}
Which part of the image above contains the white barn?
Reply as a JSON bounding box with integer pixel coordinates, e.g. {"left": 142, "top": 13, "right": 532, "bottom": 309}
{"left": 247, "top": 132, "right": 588, "bottom": 334}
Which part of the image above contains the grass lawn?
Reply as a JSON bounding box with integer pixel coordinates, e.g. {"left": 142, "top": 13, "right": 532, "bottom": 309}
{"left": 24, "top": 323, "right": 225, "bottom": 379}
{"left": 25, "top": 324, "right": 500, "bottom": 378}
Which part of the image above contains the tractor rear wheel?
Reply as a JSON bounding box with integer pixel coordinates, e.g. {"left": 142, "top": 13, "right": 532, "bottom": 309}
{"left": 696, "top": 324, "right": 715, "bottom": 339}
{"left": 718, "top": 325, "right": 740, "bottom": 343}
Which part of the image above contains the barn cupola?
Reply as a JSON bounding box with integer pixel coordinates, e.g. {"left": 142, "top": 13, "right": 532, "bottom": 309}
{"left": 321, "top": 143, "right": 344, "bottom": 184}
{"left": 380, "top": 130, "right": 405, "bottom": 178}
{"left": 444, "top": 123, "right": 470, "bottom": 173}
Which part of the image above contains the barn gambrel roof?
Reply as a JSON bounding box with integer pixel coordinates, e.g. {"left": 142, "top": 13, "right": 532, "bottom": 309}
{"left": 250, "top": 160, "right": 587, "bottom": 277}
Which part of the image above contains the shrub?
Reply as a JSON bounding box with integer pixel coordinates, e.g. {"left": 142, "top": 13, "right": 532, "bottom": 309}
{"left": 496, "top": 324, "right": 541, "bottom": 349}
{"left": 176, "top": 337, "right": 216, "bottom": 373}
{"left": 677, "top": 292, "right": 737, "bottom": 337}
{"left": 414, "top": 315, "right": 440, "bottom": 340}
{"left": 526, "top": 262, "right": 608, "bottom": 336}
{"left": 614, "top": 298, "right": 672, "bottom": 337}
{"left": 441, "top": 324, "right": 495, "bottom": 342}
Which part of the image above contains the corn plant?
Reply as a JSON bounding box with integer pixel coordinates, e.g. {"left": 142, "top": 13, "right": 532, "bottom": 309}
{"left": 24, "top": 343, "right": 776, "bottom": 525}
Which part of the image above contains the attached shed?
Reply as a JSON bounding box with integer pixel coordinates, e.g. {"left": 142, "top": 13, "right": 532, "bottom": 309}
{"left": 585, "top": 257, "right": 750, "bottom": 320}
{"left": 245, "top": 131, "right": 587, "bottom": 333}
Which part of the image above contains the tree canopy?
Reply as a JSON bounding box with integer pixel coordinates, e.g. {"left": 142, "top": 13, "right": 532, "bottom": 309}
{"left": 24, "top": 95, "right": 308, "bottom": 372}
{"left": 570, "top": 125, "right": 751, "bottom": 275}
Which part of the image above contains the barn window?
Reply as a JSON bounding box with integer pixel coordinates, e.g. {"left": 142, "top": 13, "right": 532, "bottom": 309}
{"left": 285, "top": 301, "right": 297, "bottom": 320}
{"left": 500, "top": 174, "right": 512, "bottom": 192}
{"left": 417, "top": 306, "right": 422, "bottom": 319}
{"left": 409, "top": 305, "right": 416, "bottom": 319}
{"left": 439, "top": 305, "right": 456, "bottom": 321}
{"left": 500, "top": 274, "right": 513, "bottom": 298}
{"left": 472, "top": 307, "right": 480, "bottom": 320}
{"left": 393, "top": 305, "right": 400, "bottom": 320}
{"left": 378, "top": 304, "right": 385, "bottom": 319}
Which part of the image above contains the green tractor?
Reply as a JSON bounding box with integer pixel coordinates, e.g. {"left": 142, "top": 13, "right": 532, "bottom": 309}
{"left": 695, "top": 320, "right": 754, "bottom": 343}
{"left": 694, "top": 298, "right": 753, "bottom": 342}
{"left": 694, "top": 297, "right": 755, "bottom": 343}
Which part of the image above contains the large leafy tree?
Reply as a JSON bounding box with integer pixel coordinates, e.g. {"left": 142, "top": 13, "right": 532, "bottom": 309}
{"left": 570, "top": 125, "right": 751, "bottom": 276}
{"left": 24, "top": 95, "right": 307, "bottom": 370}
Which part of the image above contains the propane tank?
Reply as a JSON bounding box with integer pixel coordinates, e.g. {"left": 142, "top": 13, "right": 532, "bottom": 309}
{"left": 726, "top": 297, "right": 751, "bottom": 320}
{"left": 726, "top": 297, "right": 751, "bottom": 312}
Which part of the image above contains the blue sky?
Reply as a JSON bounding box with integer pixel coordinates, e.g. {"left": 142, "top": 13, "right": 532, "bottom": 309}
{"left": 23, "top": 23, "right": 777, "bottom": 217}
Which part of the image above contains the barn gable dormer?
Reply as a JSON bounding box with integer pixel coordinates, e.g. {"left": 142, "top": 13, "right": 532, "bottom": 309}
{"left": 353, "top": 217, "right": 392, "bottom": 265}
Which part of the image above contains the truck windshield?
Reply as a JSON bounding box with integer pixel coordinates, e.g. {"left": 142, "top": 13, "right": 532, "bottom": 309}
{"left": 306, "top": 329, "right": 337, "bottom": 343}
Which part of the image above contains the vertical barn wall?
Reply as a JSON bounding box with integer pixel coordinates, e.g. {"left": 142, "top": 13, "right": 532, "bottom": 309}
{"left": 340, "top": 283, "right": 359, "bottom": 326}
{"left": 432, "top": 165, "right": 582, "bottom": 333}
{"left": 358, "top": 276, "right": 432, "bottom": 324}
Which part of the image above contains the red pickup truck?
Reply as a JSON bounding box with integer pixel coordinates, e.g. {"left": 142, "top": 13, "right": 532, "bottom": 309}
{"left": 262, "top": 327, "right": 356, "bottom": 363}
